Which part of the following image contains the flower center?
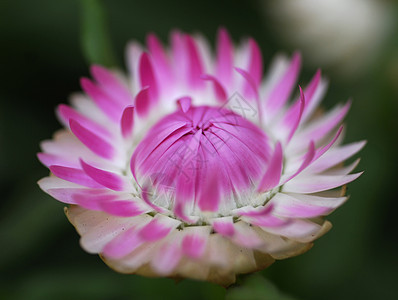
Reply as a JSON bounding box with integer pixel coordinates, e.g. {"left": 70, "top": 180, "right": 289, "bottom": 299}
{"left": 131, "top": 105, "right": 271, "bottom": 217}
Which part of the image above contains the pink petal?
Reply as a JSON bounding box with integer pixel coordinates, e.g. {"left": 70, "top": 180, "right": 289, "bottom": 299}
{"left": 146, "top": 33, "right": 171, "bottom": 83}
{"left": 283, "top": 172, "right": 363, "bottom": 193}
{"left": 286, "top": 86, "right": 305, "bottom": 143}
{"left": 134, "top": 87, "right": 151, "bottom": 118}
{"left": 69, "top": 119, "right": 115, "bottom": 159}
{"left": 80, "top": 77, "right": 122, "bottom": 122}
{"left": 307, "top": 141, "right": 366, "bottom": 173}
{"left": 265, "top": 52, "right": 301, "bottom": 114}
{"left": 152, "top": 241, "right": 182, "bottom": 275}
{"left": 216, "top": 27, "right": 233, "bottom": 85}
{"left": 212, "top": 217, "right": 235, "bottom": 237}
{"left": 259, "top": 218, "right": 322, "bottom": 242}
{"left": 257, "top": 142, "right": 283, "bottom": 192}
{"left": 185, "top": 34, "right": 205, "bottom": 89}
{"left": 182, "top": 234, "right": 207, "bottom": 259}
{"left": 139, "top": 52, "right": 159, "bottom": 101}
{"left": 296, "top": 101, "right": 351, "bottom": 145}
{"left": 246, "top": 38, "right": 263, "bottom": 87}
{"left": 177, "top": 96, "right": 192, "bottom": 113}
{"left": 49, "top": 165, "right": 104, "bottom": 188}
{"left": 232, "top": 221, "right": 264, "bottom": 248}
{"left": 120, "top": 105, "right": 135, "bottom": 138}
{"left": 201, "top": 74, "right": 228, "bottom": 103}
{"left": 102, "top": 226, "right": 143, "bottom": 259}
{"left": 37, "top": 152, "right": 77, "bottom": 168}
{"left": 283, "top": 69, "right": 322, "bottom": 128}
{"left": 273, "top": 192, "right": 347, "bottom": 218}
{"left": 80, "top": 159, "right": 125, "bottom": 191}
{"left": 235, "top": 67, "right": 263, "bottom": 122}
{"left": 57, "top": 104, "right": 111, "bottom": 138}
{"left": 283, "top": 141, "right": 316, "bottom": 184}
{"left": 138, "top": 216, "right": 179, "bottom": 242}
{"left": 198, "top": 166, "right": 221, "bottom": 212}
{"left": 90, "top": 65, "right": 132, "bottom": 106}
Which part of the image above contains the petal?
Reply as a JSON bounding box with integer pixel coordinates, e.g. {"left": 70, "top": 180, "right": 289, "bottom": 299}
{"left": 90, "top": 65, "right": 132, "bottom": 106}
{"left": 152, "top": 237, "right": 182, "bottom": 275}
{"left": 138, "top": 215, "right": 180, "bottom": 242}
{"left": 80, "top": 159, "right": 126, "bottom": 191}
{"left": 49, "top": 165, "right": 104, "bottom": 188}
{"left": 139, "top": 52, "right": 159, "bottom": 101}
{"left": 120, "top": 105, "right": 135, "bottom": 138}
{"left": 201, "top": 74, "right": 228, "bottom": 103}
{"left": 283, "top": 172, "right": 363, "bottom": 193}
{"left": 257, "top": 142, "right": 283, "bottom": 192}
{"left": 80, "top": 77, "right": 122, "bottom": 122}
{"left": 265, "top": 52, "right": 301, "bottom": 114}
{"left": 185, "top": 34, "right": 205, "bottom": 89}
{"left": 273, "top": 192, "right": 347, "bottom": 218}
{"left": 69, "top": 119, "right": 115, "bottom": 159}
{"left": 216, "top": 27, "right": 233, "bottom": 85}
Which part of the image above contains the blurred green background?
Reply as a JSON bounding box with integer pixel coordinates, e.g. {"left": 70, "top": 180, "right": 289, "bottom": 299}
{"left": 1, "top": 0, "right": 397, "bottom": 299}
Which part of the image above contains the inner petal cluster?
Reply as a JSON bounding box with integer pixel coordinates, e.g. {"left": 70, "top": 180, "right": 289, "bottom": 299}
{"left": 131, "top": 103, "right": 271, "bottom": 218}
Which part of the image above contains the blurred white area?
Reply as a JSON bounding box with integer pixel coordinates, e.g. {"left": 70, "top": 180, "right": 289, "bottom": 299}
{"left": 265, "top": 0, "right": 395, "bottom": 78}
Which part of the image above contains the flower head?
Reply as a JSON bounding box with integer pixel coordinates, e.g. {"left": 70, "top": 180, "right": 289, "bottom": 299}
{"left": 38, "top": 29, "right": 364, "bottom": 286}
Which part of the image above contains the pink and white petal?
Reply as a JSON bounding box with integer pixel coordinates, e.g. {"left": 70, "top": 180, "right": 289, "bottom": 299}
{"left": 291, "top": 101, "right": 351, "bottom": 149}
{"left": 99, "top": 199, "right": 149, "bottom": 217}
{"left": 139, "top": 52, "right": 159, "bottom": 101}
{"left": 120, "top": 105, "right": 135, "bottom": 138}
{"left": 259, "top": 218, "right": 323, "bottom": 243}
{"left": 69, "top": 209, "right": 146, "bottom": 254}
{"left": 181, "top": 226, "right": 211, "bottom": 259}
{"left": 216, "top": 27, "right": 234, "bottom": 86}
{"left": 90, "top": 65, "right": 132, "bottom": 106}
{"left": 265, "top": 52, "right": 301, "bottom": 115}
{"left": 252, "top": 226, "right": 313, "bottom": 259}
{"left": 211, "top": 216, "right": 235, "bottom": 237}
{"left": 37, "top": 152, "right": 78, "bottom": 168}
{"left": 57, "top": 104, "right": 112, "bottom": 139}
{"left": 146, "top": 33, "right": 172, "bottom": 90}
{"left": 283, "top": 173, "right": 363, "bottom": 194}
{"left": 49, "top": 165, "right": 104, "bottom": 188}
{"left": 80, "top": 78, "right": 123, "bottom": 122}
{"left": 184, "top": 34, "right": 205, "bottom": 89}
{"left": 272, "top": 192, "right": 347, "bottom": 218}
{"left": 231, "top": 221, "right": 265, "bottom": 248}
{"left": 125, "top": 41, "right": 143, "bottom": 92}
{"left": 306, "top": 141, "right": 366, "bottom": 173}
{"left": 104, "top": 241, "right": 161, "bottom": 274}
{"left": 102, "top": 215, "right": 153, "bottom": 259}
{"left": 70, "top": 119, "right": 115, "bottom": 160}
{"left": 281, "top": 141, "right": 316, "bottom": 184}
{"left": 138, "top": 214, "right": 180, "bottom": 242}
{"left": 257, "top": 142, "right": 283, "bottom": 192}
{"left": 65, "top": 206, "right": 109, "bottom": 235}
{"left": 80, "top": 159, "right": 130, "bottom": 191}
{"left": 176, "top": 96, "right": 192, "bottom": 113}
{"left": 151, "top": 234, "right": 183, "bottom": 275}
{"left": 134, "top": 87, "right": 151, "bottom": 118}
{"left": 320, "top": 158, "right": 361, "bottom": 176}
{"left": 41, "top": 131, "right": 97, "bottom": 163}
{"left": 50, "top": 188, "right": 110, "bottom": 206}
{"left": 201, "top": 74, "right": 228, "bottom": 103}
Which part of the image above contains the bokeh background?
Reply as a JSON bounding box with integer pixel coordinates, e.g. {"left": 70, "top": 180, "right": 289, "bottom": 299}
{"left": 1, "top": 0, "right": 397, "bottom": 299}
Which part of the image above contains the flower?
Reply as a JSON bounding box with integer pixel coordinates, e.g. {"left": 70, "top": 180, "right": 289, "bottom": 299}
{"left": 38, "top": 28, "right": 364, "bottom": 286}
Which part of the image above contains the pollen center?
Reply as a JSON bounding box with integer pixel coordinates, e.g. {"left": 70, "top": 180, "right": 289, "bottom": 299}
{"left": 131, "top": 105, "right": 271, "bottom": 216}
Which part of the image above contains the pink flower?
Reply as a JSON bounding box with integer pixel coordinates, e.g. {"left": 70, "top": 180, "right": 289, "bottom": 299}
{"left": 38, "top": 29, "right": 364, "bottom": 286}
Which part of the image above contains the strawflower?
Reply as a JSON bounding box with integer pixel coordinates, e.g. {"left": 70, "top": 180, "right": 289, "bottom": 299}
{"left": 38, "top": 29, "right": 364, "bottom": 286}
